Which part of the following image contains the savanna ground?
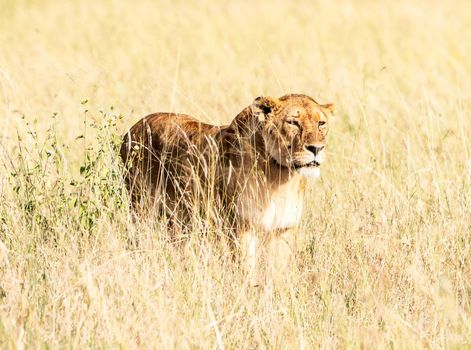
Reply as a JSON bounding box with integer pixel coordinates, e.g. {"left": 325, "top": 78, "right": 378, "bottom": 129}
{"left": 1, "top": 0, "right": 471, "bottom": 348}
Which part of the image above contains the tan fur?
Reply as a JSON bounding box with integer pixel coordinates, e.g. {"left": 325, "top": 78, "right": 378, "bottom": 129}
{"left": 120, "top": 94, "right": 334, "bottom": 283}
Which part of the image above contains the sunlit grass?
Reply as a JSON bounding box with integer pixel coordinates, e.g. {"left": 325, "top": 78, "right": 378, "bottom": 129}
{"left": 1, "top": 0, "right": 470, "bottom": 348}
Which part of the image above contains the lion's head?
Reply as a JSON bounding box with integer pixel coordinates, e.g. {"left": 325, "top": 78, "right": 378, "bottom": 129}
{"left": 252, "top": 94, "right": 335, "bottom": 178}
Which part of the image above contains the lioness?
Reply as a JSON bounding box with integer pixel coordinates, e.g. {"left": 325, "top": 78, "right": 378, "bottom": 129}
{"left": 120, "top": 94, "right": 334, "bottom": 283}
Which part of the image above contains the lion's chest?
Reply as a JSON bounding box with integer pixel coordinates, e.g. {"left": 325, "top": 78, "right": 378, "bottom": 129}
{"left": 259, "top": 192, "right": 304, "bottom": 232}
{"left": 238, "top": 176, "right": 305, "bottom": 232}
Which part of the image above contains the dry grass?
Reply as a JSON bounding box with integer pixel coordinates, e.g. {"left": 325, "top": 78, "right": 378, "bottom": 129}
{"left": 1, "top": 0, "right": 471, "bottom": 348}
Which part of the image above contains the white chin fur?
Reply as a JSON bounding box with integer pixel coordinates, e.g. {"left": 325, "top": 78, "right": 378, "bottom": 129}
{"left": 297, "top": 166, "right": 320, "bottom": 179}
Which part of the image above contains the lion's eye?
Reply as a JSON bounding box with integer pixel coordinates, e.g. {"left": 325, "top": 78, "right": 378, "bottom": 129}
{"left": 286, "top": 119, "right": 300, "bottom": 127}
{"left": 318, "top": 120, "right": 327, "bottom": 127}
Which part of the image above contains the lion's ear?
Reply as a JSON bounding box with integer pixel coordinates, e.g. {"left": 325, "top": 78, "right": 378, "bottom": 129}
{"left": 321, "top": 103, "right": 335, "bottom": 116}
{"left": 252, "top": 96, "right": 279, "bottom": 122}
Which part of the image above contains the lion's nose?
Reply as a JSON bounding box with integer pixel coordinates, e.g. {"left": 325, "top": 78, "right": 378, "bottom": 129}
{"left": 306, "top": 145, "right": 324, "bottom": 156}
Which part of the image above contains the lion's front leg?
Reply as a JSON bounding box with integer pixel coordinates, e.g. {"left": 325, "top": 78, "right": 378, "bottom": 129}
{"left": 238, "top": 228, "right": 262, "bottom": 287}
{"left": 266, "top": 227, "right": 297, "bottom": 283}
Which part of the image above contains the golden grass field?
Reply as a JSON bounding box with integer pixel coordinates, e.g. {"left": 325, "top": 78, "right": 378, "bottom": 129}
{"left": 1, "top": 0, "right": 471, "bottom": 348}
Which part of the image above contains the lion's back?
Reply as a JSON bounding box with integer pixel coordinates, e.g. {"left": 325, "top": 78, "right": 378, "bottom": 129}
{"left": 120, "top": 112, "right": 224, "bottom": 207}
{"left": 121, "top": 113, "right": 220, "bottom": 158}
